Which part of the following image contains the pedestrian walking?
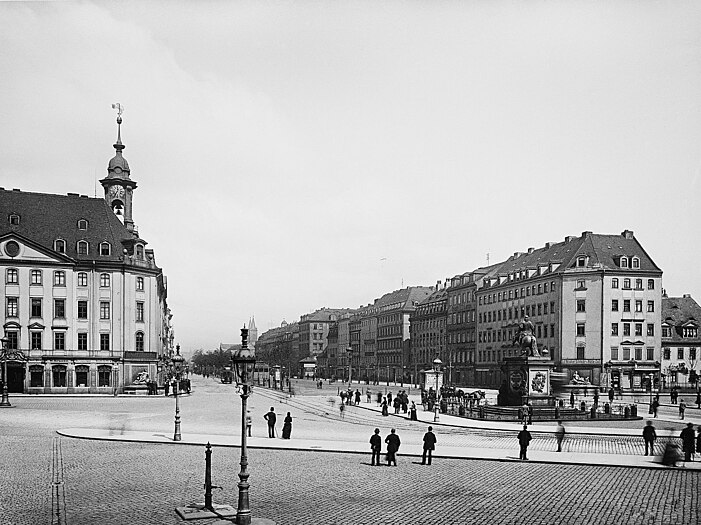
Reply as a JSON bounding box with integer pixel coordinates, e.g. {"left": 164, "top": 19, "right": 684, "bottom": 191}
{"left": 679, "top": 398, "right": 687, "bottom": 419}
{"left": 527, "top": 402, "right": 533, "bottom": 425}
{"left": 555, "top": 420, "right": 565, "bottom": 452}
{"left": 370, "top": 428, "right": 382, "bottom": 466}
{"left": 593, "top": 390, "right": 599, "bottom": 408}
{"left": 381, "top": 398, "right": 389, "bottom": 417}
{"left": 651, "top": 397, "right": 660, "bottom": 418}
{"left": 384, "top": 429, "right": 401, "bottom": 466}
{"left": 608, "top": 387, "right": 615, "bottom": 403}
{"left": 376, "top": 391, "right": 383, "bottom": 406}
{"left": 422, "top": 426, "right": 437, "bottom": 465}
{"left": 681, "top": 422, "right": 695, "bottom": 462}
{"left": 281, "top": 412, "right": 293, "bottom": 439}
{"left": 387, "top": 392, "right": 393, "bottom": 407}
{"left": 520, "top": 403, "right": 529, "bottom": 425}
{"left": 264, "top": 407, "right": 277, "bottom": 438}
{"left": 367, "top": 389, "right": 372, "bottom": 404}
{"left": 164, "top": 380, "right": 170, "bottom": 396}
{"left": 569, "top": 391, "right": 575, "bottom": 408}
{"left": 409, "top": 401, "right": 418, "bottom": 421}
{"left": 642, "top": 420, "right": 656, "bottom": 456}
{"left": 355, "top": 389, "right": 361, "bottom": 406}
{"left": 245, "top": 410, "right": 252, "bottom": 437}
{"left": 393, "top": 397, "right": 401, "bottom": 414}
{"left": 518, "top": 425, "right": 532, "bottom": 460}
{"left": 339, "top": 403, "right": 345, "bottom": 419}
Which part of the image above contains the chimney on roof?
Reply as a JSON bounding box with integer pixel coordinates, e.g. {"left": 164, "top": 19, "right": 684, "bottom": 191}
{"left": 662, "top": 288, "right": 667, "bottom": 298}
{"left": 683, "top": 294, "right": 691, "bottom": 298}
{"left": 621, "top": 230, "right": 634, "bottom": 239}
{"left": 565, "top": 236, "right": 575, "bottom": 242}
{"left": 582, "top": 231, "right": 592, "bottom": 237}
{"left": 545, "top": 242, "right": 553, "bottom": 249}
{"left": 67, "top": 192, "right": 79, "bottom": 196}
{"left": 514, "top": 252, "right": 524, "bottom": 258}
{"left": 13, "top": 188, "right": 21, "bottom": 192}
{"left": 527, "top": 247, "right": 534, "bottom": 254}
{"left": 436, "top": 280, "right": 441, "bottom": 291}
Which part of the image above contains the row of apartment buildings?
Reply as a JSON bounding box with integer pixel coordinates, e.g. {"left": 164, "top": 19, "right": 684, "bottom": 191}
{"left": 257, "top": 230, "right": 701, "bottom": 391}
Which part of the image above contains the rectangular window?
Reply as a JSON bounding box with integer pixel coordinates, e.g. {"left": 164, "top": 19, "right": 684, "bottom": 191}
{"left": 54, "top": 332, "right": 65, "bottom": 350}
{"left": 647, "top": 324, "right": 654, "bottom": 337}
{"left": 576, "top": 299, "right": 586, "bottom": 312}
{"left": 75, "top": 366, "right": 89, "bottom": 387}
{"left": 100, "top": 273, "right": 110, "bottom": 287}
{"left": 78, "top": 333, "right": 88, "bottom": 351}
{"left": 612, "top": 278, "right": 619, "bottom": 289}
{"left": 100, "top": 333, "right": 110, "bottom": 351}
{"left": 31, "top": 298, "right": 42, "bottom": 318}
{"left": 635, "top": 323, "right": 643, "bottom": 336}
{"left": 576, "top": 279, "right": 585, "bottom": 289}
{"left": 550, "top": 324, "right": 555, "bottom": 338}
{"left": 6, "top": 268, "right": 18, "bottom": 284}
{"left": 30, "top": 269, "right": 42, "bottom": 285}
{"left": 543, "top": 303, "right": 548, "bottom": 315}
{"left": 648, "top": 279, "right": 655, "bottom": 290}
{"left": 30, "top": 366, "right": 44, "bottom": 387}
{"left": 78, "top": 300, "right": 88, "bottom": 319}
{"left": 576, "top": 323, "right": 585, "bottom": 337}
{"left": 662, "top": 327, "right": 671, "bottom": 337}
{"left": 635, "top": 347, "right": 643, "bottom": 360}
{"left": 611, "top": 299, "right": 619, "bottom": 312}
{"left": 623, "top": 323, "right": 631, "bottom": 336}
{"left": 623, "top": 347, "right": 631, "bottom": 360}
{"left": 635, "top": 279, "right": 643, "bottom": 290}
{"left": 31, "top": 332, "right": 42, "bottom": 350}
{"left": 678, "top": 348, "right": 684, "bottom": 360}
{"left": 635, "top": 300, "right": 643, "bottom": 313}
{"left": 647, "top": 301, "right": 654, "bottom": 313}
{"left": 100, "top": 302, "right": 110, "bottom": 320}
{"left": 623, "top": 279, "right": 631, "bottom": 289}
{"left": 576, "top": 347, "right": 585, "bottom": 359}
{"left": 623, "top": 300, "right": 630, "bottom": 312}
{"left": 647, "top": 347, "right": 655, "bottom": 361}
{"left": 690, "top": 347, "right": 697, "bottom": 360}
{"left": 6, "top": 297, "right": 18, "bottom": 317}
{"left": 611, "top": 323, "right": 619, "bottom": 336}
{"left": 98, "top": 367, "right": 111, "bottom": 387}
{"left": 78, "top": 272, "right": 88, "bottom": 287}
{"left": 52, "top": 367, "right": 67, "bottom": 387}
{"left": 54, "top": 299, "right": 65, "bottom": 318}
{"left": 6, "top": 331, "right": 18, "bottom": 349}
{"left": 663, "top": 348, "right": 670, "bottom": 360}
{"left": 136, "top": 276, "right": 144, "bottom": 291}
{"left": 54, "top": 271, "right": 66, "bottom": 286}
{"left": 611, "top": 346, "right": 619, "bottom": 360}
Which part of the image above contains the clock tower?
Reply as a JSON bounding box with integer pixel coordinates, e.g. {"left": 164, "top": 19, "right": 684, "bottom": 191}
{"left": 100, "top": 104, "right": 138, "bottom": 233}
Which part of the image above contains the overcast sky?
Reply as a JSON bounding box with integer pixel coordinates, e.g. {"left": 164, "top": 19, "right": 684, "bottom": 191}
{"left": 2, "top": 1, "right": 700, "bottom": 351}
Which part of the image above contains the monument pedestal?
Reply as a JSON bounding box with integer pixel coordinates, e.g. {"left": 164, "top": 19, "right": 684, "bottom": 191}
{"left": 499, "top": 355, "right": 555, "bottom": 407}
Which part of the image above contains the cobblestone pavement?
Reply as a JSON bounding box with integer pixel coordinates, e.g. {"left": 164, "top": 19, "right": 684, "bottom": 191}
{"left": 1, "top": 376, "right": 699, "bottom": 524}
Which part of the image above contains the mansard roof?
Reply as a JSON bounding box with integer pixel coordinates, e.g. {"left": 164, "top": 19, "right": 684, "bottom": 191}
{"left": 0, "top": 188, "right": 148, "bottom": 264}
{"left": 374, "top": 286, "right": 433, "bottom": 309}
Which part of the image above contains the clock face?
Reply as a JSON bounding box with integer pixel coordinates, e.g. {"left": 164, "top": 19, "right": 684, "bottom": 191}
{"left": 110, "top": 186, "right": 125, "bottom": 199}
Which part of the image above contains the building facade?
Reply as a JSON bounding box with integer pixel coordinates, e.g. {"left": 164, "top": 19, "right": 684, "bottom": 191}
{"left": 0, "top": 114, "right": 172, "bottom": 394}
{"left": 298, "top": 308, "right": 352, "bottom": 358}
{"left": 409, "top": 282, "right": 448, "bottom": 384}
{"left": 660, "top": 294, "right": 701, "bottom": 389}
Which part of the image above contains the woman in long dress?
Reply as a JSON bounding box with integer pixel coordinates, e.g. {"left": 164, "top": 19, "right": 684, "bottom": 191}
{"left": 282, "top": 412, "right": 292, "bottom": 439}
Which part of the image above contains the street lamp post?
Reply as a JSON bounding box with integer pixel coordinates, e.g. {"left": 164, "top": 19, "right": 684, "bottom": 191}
{"left": 231, "top": 326, "right": 275, "bottom": 525}
{"left": 171, "top": 344, "right": 185, "bottom": 441}
{"left": 1, "top": 335, "right": 25, "bottom": 408}
{"left": 346, "top": 346, "right": 352, "bottom": 385}
{"left": 433, "top": 357, "right": 442, "bottom": 422}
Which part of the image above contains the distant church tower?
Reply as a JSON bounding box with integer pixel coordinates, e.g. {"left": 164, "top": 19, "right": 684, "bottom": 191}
{"left": 100, "top": 103, "right": 138, "bottom": 234}
{"left": 248, "top": 316, "right": 258, "bottom": 348}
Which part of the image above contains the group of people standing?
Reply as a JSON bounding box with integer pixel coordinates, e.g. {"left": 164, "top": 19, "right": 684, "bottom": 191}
{"left": 263, "top": 407, "right": 294, "bottom": 439}
{"left": 377, "top": 390, "right": 412, "bottom": 417}
{"left": 642, "top": 420, "right": 701, "bottom": 466}
{"left": 369, "top": 426, "right": 437, "bottom": 466}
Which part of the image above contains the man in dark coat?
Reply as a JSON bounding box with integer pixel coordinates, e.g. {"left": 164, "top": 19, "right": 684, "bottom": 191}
{"left": 518, "top": 425, "right": 532, "bottom": 460}
{"left": 680, "top": 422, "right": 695, "bottom": 462}
{"left": 608, "top": 387, "right": 615, "bottom": 403}
{"left": 264, "top": 407, "right": 277, "bottom": 438}
{"left": 642, "top": 420, "right": 656, "bottom": 456}
{"left": 422, "top": 426, "right": 437, "bottom": 465}
{"left": 385, "top": 428, "right": 401, "bottom": 466}
{"left": 369, "top": 428, "right": 382, "bottom": 466}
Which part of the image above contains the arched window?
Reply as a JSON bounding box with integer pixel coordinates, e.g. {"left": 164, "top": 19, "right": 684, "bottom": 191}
{"left": 631, "top": 257, "right": 640, "bottom": 269}
{"left": 620, "top": 256, "right": 628, "bottom": 268}
{"left": 135, "top": 332, "right": 145, "bottom": 352}
{"left": 98, "top": 366, "right": 112, "bottom": 387}
{"left": 100, "top": 242, "right": 111, "bottom": 256}
{"left": 135, "top": 244, "right": 144, "bottom": 259}
{"left": 52, "top": 365, "right": 67, "bottom": 388}
{"left": 77, "top": 241, "right": 89, "bottom": 255}
{"left": 77, "top": 219, "right": 88, "bottom": 230}
{"left": 54, "top": 239, "right": 66, "bottom": 253}
{"left": 75, "top": 365, "right": 90, "bottom": 387}
{"left": 9, "top": 214, "right": 20, "bottom": 225}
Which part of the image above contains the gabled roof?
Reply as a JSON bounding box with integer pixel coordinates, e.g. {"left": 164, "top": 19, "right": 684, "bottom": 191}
{"left": 662, "top": 296, "right": 701, "bottom": 325}
{"left": 374, "top": 286, "right": 433, "bottom": 309}
{"left": 0, "top": 188, "right": 143, "bottom": 264}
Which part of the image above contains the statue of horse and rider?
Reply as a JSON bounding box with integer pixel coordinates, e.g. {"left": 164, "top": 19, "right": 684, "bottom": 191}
{"left": 513, "top": 316, "right": 544, "bottom": 357}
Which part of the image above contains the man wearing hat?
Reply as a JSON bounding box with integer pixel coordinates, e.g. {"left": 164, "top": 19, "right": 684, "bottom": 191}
{"left": 370, "top": 428, "right": 382, "bottom": 466}
{"left": 681, "top": 422, "right": 696, "bottom": 462}
{"left": 422, "top": 426, "right": 437, "bottom": 465}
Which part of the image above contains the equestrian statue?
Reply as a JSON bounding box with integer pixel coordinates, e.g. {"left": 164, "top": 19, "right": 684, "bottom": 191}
{"left": 513, "top": 316, "right": 543, "bottom": 357}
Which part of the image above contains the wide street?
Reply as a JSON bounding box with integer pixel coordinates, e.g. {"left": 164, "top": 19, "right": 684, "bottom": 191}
{"left": 0, "top": 375, "right": 699, "bottom": 525}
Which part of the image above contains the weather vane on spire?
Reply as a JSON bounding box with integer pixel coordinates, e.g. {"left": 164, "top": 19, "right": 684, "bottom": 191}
{"left": 112, "top": 103, "right": 124, "bottom": 118}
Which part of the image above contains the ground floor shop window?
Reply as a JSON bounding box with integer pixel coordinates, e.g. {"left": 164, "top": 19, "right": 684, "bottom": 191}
{"left": 98, "top": 366, "right": 111, "bottom": 387}
{"left": 30, "top": 365, "right": 44, "bottom": 387}
{"left": 52, "top": 365, "right": 67, "bottom": 387}
{"left": 75, "top": 365, "right": 89, "bottom": 387}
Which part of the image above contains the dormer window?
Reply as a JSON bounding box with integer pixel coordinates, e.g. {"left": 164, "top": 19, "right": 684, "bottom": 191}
{"left": 576, "top": 256, "right": 586, "bottom": 268}
{"left": 78, "top": 219, "right": 88, "bottom": 230}
{"left": 9, "top": 214, "right": 20, "bottom": 225}
{"left": 631, "top": 257, "right": 640, "bottom": 269}
{"left": 100, "top": 242, "right": 111, "bottom": 256}
{"left": 135, "top": 244, "right": 144, "bottom": 260}
{"left": 77, "top": 241, "right": 89, "bottom": 255}
{"left": 54, "top": 239, "right": 66, "bottom": 254}
{"left": 620, "top": 256, "right": 628, "bottom": 268}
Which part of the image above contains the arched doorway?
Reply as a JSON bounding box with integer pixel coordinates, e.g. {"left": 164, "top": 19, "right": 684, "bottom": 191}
{"left": 7, "top": 363, "right": 25, "bottom": 393}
